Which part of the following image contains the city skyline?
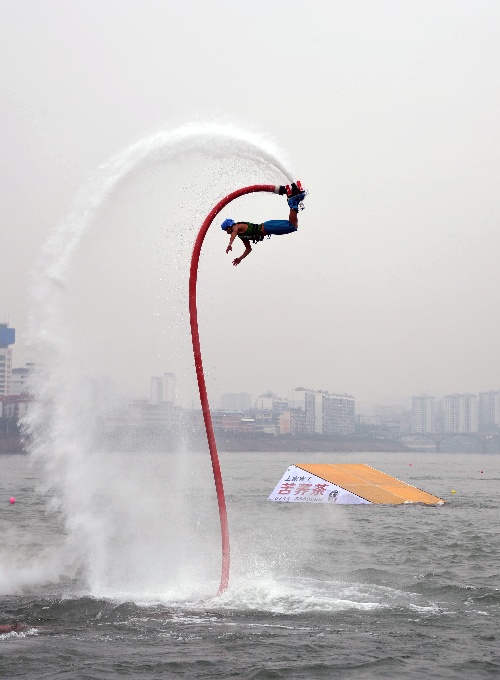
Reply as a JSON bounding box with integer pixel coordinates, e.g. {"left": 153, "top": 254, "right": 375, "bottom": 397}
{"left": 0, "top": 323, "right": 500, "bottom": 420}
{"left": 2, "top": 2, "right": 500, "bottom": 407}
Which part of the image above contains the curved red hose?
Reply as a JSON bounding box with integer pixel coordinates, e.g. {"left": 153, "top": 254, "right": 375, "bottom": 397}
{"left": 189, "top": 184, "right": 277, "bottom": 594}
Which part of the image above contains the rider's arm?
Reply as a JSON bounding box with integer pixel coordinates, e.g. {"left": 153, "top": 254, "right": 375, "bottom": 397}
{"left": 233, "top": 239, "right": 252, "bottom": 266}
{"left": 226, "top": 224, "right": 241, "bottom": 253}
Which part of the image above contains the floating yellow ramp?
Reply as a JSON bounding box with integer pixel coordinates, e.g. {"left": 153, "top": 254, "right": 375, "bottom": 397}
{"left": 268, "top": 463, "right": 444, "bottom": 505}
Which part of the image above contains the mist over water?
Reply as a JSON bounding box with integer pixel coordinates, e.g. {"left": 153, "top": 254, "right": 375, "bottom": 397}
{"left": 21, "top": 124, "right": 294, "bottom": 600}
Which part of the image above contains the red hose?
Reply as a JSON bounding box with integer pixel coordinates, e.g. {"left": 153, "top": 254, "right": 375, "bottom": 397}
{"left": 189, "top": 184, "right": 277, "bottom": 594}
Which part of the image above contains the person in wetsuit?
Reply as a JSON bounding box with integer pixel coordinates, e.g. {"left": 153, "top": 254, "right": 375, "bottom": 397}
{"left": 0, "top": 622, "right": 28, "bottom": 633}
{"left": 222, "top": 182, "right": 306, "bottom": 267}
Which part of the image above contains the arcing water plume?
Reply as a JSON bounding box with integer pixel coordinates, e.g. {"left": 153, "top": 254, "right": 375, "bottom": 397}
{"left": 41, "top": 123, "right": 293, "bottom": 284}
{"left": 22, "top": 123, "right": 294, "bottom": 600}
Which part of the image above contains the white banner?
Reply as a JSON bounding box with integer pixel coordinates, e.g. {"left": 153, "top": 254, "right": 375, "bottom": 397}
{"left": 268, "top": 465, "right": 371, "bottom": 504}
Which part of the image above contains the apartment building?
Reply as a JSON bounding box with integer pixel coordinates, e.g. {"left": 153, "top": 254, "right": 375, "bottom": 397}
{"left": 443, "top": 393, "right": 478, "bottom": 433}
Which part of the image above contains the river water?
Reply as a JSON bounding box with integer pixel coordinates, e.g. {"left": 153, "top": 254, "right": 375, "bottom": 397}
{"left": 1, "top": 450, "right": 499, "bottom": 679}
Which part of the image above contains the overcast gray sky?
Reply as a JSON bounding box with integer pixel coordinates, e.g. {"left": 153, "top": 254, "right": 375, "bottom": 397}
{"left": 1, "top": 0, "right": 500, "bottom": 409}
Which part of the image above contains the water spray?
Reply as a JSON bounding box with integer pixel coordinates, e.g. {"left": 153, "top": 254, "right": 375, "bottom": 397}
{"left": 25, "top": 123, "right": 294, "bottom": 599}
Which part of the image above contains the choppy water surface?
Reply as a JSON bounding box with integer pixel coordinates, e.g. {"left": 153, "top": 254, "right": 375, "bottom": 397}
{"left": 1, "top": 450, "right": 499, "bottom": 679}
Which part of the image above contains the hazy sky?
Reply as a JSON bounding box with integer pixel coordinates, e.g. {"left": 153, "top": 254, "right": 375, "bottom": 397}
{"left": 1, "top": 0, "right": 500, "bottom": 409}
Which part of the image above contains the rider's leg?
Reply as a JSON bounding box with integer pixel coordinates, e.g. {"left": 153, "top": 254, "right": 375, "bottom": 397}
{"left": 289, "top": 208, "right": 298, "bottom": 229}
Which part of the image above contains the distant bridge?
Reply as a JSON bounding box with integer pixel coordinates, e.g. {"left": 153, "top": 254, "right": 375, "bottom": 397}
{"left": 395, "top": 432, "right": 500, "bottom": 453}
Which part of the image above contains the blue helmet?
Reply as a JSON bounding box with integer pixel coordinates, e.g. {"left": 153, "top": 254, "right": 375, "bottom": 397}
{"left": 221, "top": 218, "right": 235, "bottom": 230}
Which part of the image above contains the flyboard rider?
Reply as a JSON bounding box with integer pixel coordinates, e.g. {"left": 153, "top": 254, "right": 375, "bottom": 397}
{"left": 222, "top": 181, "right": 307, "bottom": 266}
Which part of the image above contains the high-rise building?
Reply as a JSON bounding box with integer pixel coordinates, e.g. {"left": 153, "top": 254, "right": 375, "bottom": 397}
{"left": 255, "top": 392, "right": 288, "bottom": 411}
{"left": 0, "top": 323, "right": 15, "bottom": 397}
{"left": 319, "top": 392, "right": 356, "bottom": 435}
{"left": 10, "top": 363, "right": 36, "bottom": 395}
{"left": 478, "top": 390, "right": 500, "bottom": 428}
{"left": 288, "top": 388, "right": 317, "bottom": 433}
{"left": 288, "top": 387, "right": 355, "bottom": 435}
{"left": 411, "top": 395, "right": 436, "bottom": 433}
{"left": 151, "top": 373, "right": 176, "bottom": 404}
{"left": 443, "top": 393, "right": 478, "bottom": 433}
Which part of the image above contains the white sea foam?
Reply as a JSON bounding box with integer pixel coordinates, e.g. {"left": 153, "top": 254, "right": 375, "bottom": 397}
{"left": 117, "top": 576, "right": 436, "bottom": 616}
{"left": 206, "top": 577, "right": 402, "bottom": 614}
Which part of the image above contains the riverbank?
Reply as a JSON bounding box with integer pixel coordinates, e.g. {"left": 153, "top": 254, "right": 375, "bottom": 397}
{"left": 215, "top": 434, "right": 408, "bottom": 452}
{"left": 0, "top": 431, "right": 409, "bottom": 454}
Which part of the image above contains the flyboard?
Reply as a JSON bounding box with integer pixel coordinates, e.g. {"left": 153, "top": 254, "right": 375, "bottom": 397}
{"left": 269, "top": 463, "right": 445, "bottom": 505}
